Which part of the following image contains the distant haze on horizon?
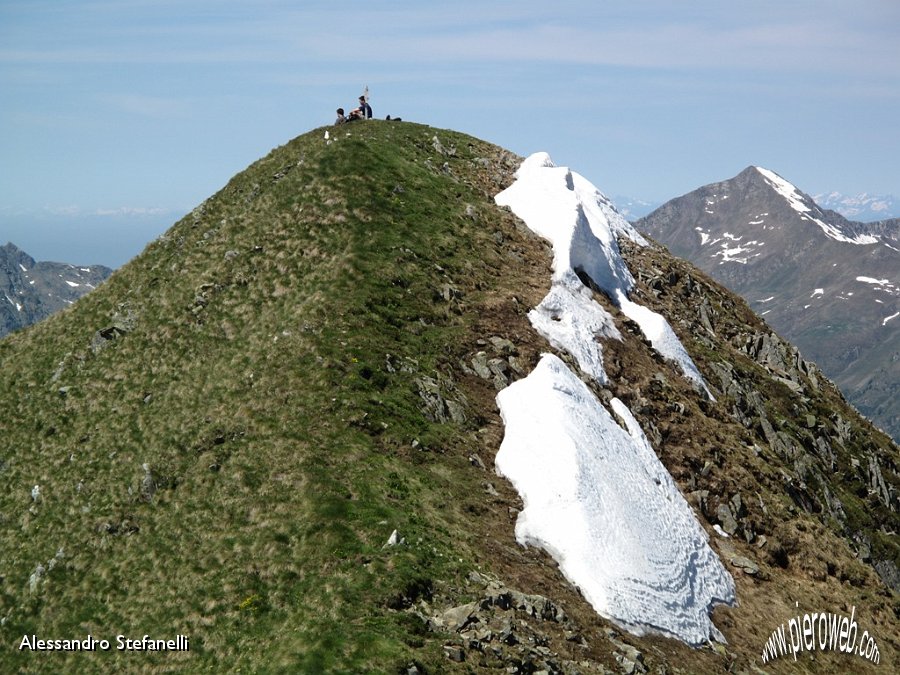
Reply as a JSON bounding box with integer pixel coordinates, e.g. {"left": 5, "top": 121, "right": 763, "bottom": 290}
{"left": 2, "top": 0, "right": 898, "bottom": 267}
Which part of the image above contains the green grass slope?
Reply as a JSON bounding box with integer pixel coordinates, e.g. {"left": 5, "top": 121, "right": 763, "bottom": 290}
{"left": 0, "top": 122, "right": 545, "bottom": 673}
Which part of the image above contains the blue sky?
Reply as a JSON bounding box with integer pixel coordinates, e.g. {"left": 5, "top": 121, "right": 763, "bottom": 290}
{"left": 2, "top": 0, "right": 899, "bottom": 267}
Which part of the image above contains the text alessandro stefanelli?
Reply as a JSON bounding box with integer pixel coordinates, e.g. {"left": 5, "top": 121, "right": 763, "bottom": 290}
{"left": 19, "top": 634, "right": 189, "bottom": 652}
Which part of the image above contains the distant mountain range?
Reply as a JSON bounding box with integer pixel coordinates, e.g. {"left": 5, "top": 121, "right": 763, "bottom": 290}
{"left": 615, "top": 191, "right": 899, "bottom": 224}
{"left": 635, "top": 167, "right": 899, "bottom": 443}
{"left": 611, "top": 195, "right": 661, "bottom": 220}
{"left": 814, "top": 191, "right": 900, "bottom": 222}
{"left": 0, "top": 242, "right": 112, "bottom": 338}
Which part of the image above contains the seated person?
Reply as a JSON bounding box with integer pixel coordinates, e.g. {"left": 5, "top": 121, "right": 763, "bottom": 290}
{"left": 348, "top": 96, "right": 373, "bottom": 121}
{"left": 335, "top": 108, "right": 347, "bottom": 125}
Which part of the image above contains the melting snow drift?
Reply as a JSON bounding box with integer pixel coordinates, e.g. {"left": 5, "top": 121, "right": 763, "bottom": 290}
{"left": 497, "top": 355, "right": 735, "bottom": 644}
{"left": 494, "top": 153, "right": 734, "bottom": 645}
{"left": 495, "top": 152, "right": 711, "bottom": 396}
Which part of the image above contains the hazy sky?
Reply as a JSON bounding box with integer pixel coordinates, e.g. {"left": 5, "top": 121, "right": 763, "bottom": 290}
{"left": 2, "top": 0, "right": 899, "bottom": 267}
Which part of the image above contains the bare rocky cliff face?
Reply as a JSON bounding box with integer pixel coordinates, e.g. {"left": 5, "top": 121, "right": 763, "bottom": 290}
{"left": 0, "top": 242, "right": 112, "bottom": 338}
{"left": 635, "top": 167, "right": 900, "bottom": 444}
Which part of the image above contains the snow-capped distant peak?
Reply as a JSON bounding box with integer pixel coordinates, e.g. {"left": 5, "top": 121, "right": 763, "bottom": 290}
{"left": 754, "top": 167, "right": 878, "bottom": 245}
{"left": 814, "top": 191, "right": 899, "bottom": 221}
{"left": 755, "top": 167, "right": 811, "bottom": 215}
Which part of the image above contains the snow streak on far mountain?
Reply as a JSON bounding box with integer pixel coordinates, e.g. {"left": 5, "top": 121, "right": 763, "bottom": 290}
{"left": 635, "top": 165, "right": 900, "bottom": 443}
{"left": 755, "top": 168, "right": 878, "bottom": 245}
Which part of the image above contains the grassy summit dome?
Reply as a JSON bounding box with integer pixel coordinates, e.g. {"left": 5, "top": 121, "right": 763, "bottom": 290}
{"left": 0, "top": 122, "right": 542, "bottom": 671}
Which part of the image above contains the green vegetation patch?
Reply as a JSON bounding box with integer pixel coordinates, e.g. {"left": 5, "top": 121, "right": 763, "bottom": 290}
{"left": 0, "top": 122, "right": 521, "bottom": 673}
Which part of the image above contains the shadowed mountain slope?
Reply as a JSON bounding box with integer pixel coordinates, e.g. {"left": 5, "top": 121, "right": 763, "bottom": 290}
{"left": 0, "top": 242, "right": 112, "bottom": 338}
{"left": 0, "top": 124, "right": 897, "bottom": 673}
{"left": 635, "top": 167, "right": 899, "bottom": 443}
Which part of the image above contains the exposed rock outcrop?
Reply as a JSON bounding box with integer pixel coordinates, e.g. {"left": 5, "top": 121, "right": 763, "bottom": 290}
{"left": 0, "top": 242, "right": 112, "bottom": 337}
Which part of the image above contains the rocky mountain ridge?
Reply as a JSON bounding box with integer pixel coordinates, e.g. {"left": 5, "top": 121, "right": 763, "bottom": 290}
{"left": 0, "top": 242, "right": 112, "bottom": 338}
{"left": 0, "top": 124, "right": 896, "bottom": 673}
{"left": 635, "top": 167, "right": 899, "bottom": 444}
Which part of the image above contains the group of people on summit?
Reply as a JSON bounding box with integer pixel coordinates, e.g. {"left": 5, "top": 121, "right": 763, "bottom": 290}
{"left": 335, "top": 95, "right": 372, "bottom": 125}
{"left": 333, "top": 90, "right": 401, "bottom": 125}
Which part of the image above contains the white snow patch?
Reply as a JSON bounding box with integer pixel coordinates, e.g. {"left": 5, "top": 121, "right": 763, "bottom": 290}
{"left": 811, "top": 288, "right": 824, "bottom": 297}
{"left": 495, "top": 152, "right": 709, "bottom": 395}
{"left": 5, "top": 293, "right": 23, "bottom": 311}
{"left": 757, "top": 296, "right": 775, "bottom": 303}
{"left": 695, "top": 227, "right": 710, "bottom": 245}
{"left": 856, "top": 276, "right": 892, "bottom": 287}
{"left": 493, "top": 154, "right": 730, "bottom": 645}
{"left": 755, "top": 167, "right": 878, "bottom": 245}
{"left": 713, "top": 524, "right": 730, "bottom": 538}
{"left": 527, "top": 278, "right": 620, "bottom": 384}
{"left": 756, "top": 167, "right": 810, "bottom": 214}
{"left": 714, "top": 246, "right": 756, "bottom": 264}
{"left": 496, "top": 152, "right": 644, "bottom": 291}
{"left": 19, "top": 263, "right": 27, "bottom": 272}
{"left": 709, "top": 232, "right": 763, "bottom": 265}
{"left": 80, "top": 267, "right": 91, "bottom": 272}
{"left": 883, "top": 312, "right": 899, "bottom": 325}
{"left": 496, "top": 354, "right": 735, "bottom": 645}
{"left": 494, "top": 152, "right": 643, "bottom": 384}
{"left": 65, "top": 280, "right": 80, "bottom": 288}
{"left": 615, "top": 290, "right": 713, "bottom": 397}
